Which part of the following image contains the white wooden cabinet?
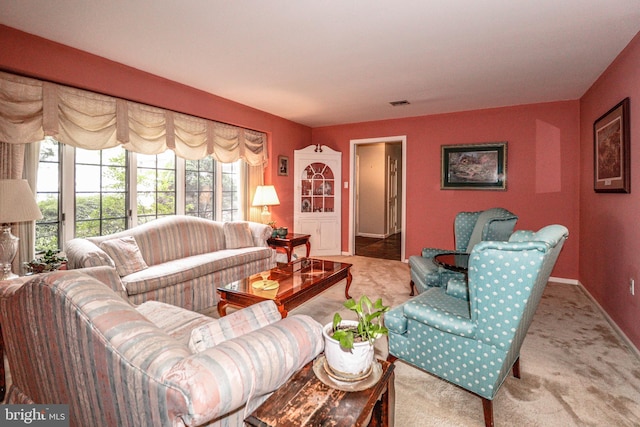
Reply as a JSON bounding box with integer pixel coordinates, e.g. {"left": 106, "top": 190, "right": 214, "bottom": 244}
{"left": 294, "top": 145, "right": 342, "bottom": 256}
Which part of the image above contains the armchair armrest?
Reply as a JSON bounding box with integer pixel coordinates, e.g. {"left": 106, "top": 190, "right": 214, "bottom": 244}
{"left": 445, "top": 277, "right": 469, "bottom": 300}
{"left": 166, "top": 314, "right": 324, "bottom": 425}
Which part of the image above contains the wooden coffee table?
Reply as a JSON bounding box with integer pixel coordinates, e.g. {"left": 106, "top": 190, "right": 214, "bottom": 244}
{"left": 245, "top": 359, "right": 395, "bottom": 426}
{"left": 217, "top": 258, "right": 352, "bottom": 318}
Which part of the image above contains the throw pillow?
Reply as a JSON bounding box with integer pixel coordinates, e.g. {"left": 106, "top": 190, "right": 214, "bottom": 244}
{"left": 224, "top": 221, "right": 254, "bottom": 249}
{"left": 99, "top": 236, "right": 149, "bottom": 277}
{"left": 189, "top": 300, "right": 281, "bottom": 352}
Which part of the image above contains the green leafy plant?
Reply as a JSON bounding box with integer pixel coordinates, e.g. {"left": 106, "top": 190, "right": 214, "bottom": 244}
{"left": 24, "top": 249, "right": 67, "bottom": 274}
{"left": 331, "top": 295, "right": 390, "bottom": 350}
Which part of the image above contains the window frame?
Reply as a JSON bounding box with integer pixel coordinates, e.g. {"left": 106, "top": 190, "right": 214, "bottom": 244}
{"left": 35, "top": 142, "right": 247, "bottom": 250}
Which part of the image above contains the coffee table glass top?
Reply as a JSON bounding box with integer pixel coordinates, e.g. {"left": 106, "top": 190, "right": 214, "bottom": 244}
{"left": 219, "top": 258, "right": 352, "bottom": 301}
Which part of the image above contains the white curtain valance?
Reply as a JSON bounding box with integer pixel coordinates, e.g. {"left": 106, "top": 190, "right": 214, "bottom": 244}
{"left": 0, "top": 71, "right": 267, "bottom": 165}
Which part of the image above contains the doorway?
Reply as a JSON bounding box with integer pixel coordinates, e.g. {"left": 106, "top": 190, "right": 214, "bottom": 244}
{"left": 349, "top": 136, "right": 406, "bottom": 261}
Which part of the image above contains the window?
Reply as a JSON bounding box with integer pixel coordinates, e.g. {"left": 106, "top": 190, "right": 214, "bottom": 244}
{"left": 35, "top": 142, "right": 245, "bottom": 249}
{"left": 220, "top": 161, "right": 242, "bottom": 221}
{"left": 185, "top": 157, "right": 215, "bottom": 220}
{"left": 35, "top": 138, "right": 62, "bottom": 252}
{"left": 136, "top": 151, "right": 176, "bottom": 224}
{"left": 75, "top": 146, "right": 128, "bottom": 238}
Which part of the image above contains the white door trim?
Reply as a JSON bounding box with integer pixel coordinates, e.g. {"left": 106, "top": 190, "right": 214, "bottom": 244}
{"left": 348, "top": 135, "right": 407, "bottom": 261}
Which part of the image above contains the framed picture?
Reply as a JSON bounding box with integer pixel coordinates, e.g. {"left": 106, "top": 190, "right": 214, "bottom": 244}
{"left": 594, "top": 98, "right": 630, "bottom": 193}
{"left": 278, "top": 155, "right": 289, "bottom": 176}
{"left": 441, "top": 142, "right": 507, "bottom": 190}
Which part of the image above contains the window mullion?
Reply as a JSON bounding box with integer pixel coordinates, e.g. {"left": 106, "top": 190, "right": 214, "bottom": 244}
{"left": 129, "top": 151, "right": 138, "bottom": 228}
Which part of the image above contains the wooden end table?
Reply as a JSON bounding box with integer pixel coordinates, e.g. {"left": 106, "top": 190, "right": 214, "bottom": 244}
{"left": 245, "top": 359, "right": 395, "bottom": 426}
{"left": 268, "top": 233, "right": 311, "bottom": 263}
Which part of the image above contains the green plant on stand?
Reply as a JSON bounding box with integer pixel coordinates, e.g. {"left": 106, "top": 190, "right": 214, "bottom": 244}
{"left": 24, "top": 249, "right": 67, "bottom": 274}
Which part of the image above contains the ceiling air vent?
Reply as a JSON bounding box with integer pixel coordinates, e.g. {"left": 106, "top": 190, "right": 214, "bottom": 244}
{"left": 389, "top": 100, "right": 410, "bottom": 107}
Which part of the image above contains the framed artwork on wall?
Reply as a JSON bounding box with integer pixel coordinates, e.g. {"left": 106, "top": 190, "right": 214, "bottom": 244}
{"left": 441, "top": 142, "right": 507, "bottom": 190}
{"left": 594, "top": 97, "right": 630, "bottom": 193}
{"left": 278, "top": 155, "right": 289, "bottom": 176}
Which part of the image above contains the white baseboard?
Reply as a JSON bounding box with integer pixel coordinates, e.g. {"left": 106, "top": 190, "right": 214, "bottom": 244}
{"left": 356, "top": 233, "right": 386, "bottom": 239}
{"left": 549, "top": 276, "right": 579, "bottom": 285}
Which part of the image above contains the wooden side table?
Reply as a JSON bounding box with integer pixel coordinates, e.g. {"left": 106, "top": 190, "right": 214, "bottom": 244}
{"left": 268, "top": 233, "right": 311, "bottom": 262}
{"left": 245, "top": 359, "right": 394, "bottom": 426}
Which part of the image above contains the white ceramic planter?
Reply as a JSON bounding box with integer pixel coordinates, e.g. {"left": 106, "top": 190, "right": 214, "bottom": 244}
{"left": 323, "top": 320, "right": 375, "bottom": 377}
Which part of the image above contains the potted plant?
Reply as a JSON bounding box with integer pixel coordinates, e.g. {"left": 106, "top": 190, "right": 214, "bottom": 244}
{"left": 323, "top": 295, "right": 390, "bottom": 378}
{"left": 24, "top": 249, "right": 67, "bottom": 275}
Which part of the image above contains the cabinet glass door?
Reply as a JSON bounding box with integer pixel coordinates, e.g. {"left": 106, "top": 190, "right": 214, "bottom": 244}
{"left": 300, "top": 162, "right": 335, "bottom": 213}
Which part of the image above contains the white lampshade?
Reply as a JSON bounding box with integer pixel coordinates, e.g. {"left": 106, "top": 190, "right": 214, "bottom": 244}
{"left": 0, "top": 179, "right": 43, "bottom": 224}
{"left": 252, "top": 185, "right": 281, "bottom": 207}
{"left": 0, "top": 179, "right": 43, "bottom": 280}
{"left": 252, "top": 185, "right": 280, "bottom": 224}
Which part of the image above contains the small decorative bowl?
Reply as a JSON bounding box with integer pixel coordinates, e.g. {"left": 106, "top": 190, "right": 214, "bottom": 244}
{"left": 277, "top": 227, "right": 288, "bottom": 237}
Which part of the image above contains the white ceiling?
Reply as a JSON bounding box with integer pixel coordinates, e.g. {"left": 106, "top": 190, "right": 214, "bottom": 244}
{"left": 2, "top": 1, "right": 640, "bottom": 127}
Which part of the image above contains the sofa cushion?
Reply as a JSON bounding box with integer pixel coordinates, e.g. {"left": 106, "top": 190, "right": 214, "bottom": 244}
{"left": 189, "top": 300, "right": 282, "bottom": 352}
{"left": 99, "top": 236, "right": 149, "bottom": 277}
{"left": 224, "top": 221, "right": 254, "bottom": 249}
{"left": 121, "top": 247, "right": 273, "bottom": 296}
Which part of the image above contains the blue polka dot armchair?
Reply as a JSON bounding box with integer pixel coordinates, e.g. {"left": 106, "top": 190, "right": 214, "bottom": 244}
{"left": 388, "top": 224, "right": 568, "bottom": 427}
{"left": 409, "top": 208, "right": 518, "bottom": 296}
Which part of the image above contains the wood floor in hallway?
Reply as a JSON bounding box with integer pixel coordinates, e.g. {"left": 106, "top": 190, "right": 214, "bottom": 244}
{"left": 354, "top": 233, "right": 401, "bottom": 261}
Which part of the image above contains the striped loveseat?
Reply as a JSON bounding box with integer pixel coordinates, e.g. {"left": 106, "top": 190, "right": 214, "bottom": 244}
{"left": 0, "top": 267, "right": 323, "bottom": 426}
{"left": 65, "top": 215, "right": 276, "bottom": 312}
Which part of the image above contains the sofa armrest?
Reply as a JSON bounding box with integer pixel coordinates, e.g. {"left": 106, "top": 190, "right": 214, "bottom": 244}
{"left": 65, "top": 238, "right": 115, "bottom": 269}
{"left": 75, "top": 266, "right": 130, "bottom": 302}
{"left": 165, "top": 314, "right": 324, "bottom": 425}
{"left": 248, "top": 222, "right": 272, "bottom": 247}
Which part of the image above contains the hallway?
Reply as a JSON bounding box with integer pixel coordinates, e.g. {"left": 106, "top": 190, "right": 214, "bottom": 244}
{"left": 355, "top": 233, "right": 401, "bottom": 261}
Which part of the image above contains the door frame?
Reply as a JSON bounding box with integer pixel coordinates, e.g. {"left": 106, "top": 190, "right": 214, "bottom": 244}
{"left": 348, "top": 135, "right": 407, "bottom": 261}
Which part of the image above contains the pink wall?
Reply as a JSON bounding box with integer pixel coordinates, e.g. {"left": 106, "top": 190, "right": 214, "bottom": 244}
{"left": 0, "top": 25, "right": 311, "bottom": 195}
{"left": 312, "top": 102, "right": 581, "bottom": 279}
{"left": 579, "top": 32, "right": 640, "bottom": 350}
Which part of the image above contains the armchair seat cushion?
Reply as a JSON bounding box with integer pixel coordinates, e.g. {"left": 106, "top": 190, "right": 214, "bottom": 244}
{"left": 403, "top": 288, "right": 475, "bottom": 337}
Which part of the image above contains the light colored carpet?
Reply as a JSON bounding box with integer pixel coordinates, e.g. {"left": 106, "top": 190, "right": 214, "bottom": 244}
{"left": 290, "top": 255, "right": 640, "bottom": 427}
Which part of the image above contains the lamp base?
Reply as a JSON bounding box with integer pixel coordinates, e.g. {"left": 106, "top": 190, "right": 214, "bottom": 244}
{"left": 261, "top": 206, "right": 272, "bottom": 224}
{"left": 0, "top": 225, "right": 19, "bottom": 280}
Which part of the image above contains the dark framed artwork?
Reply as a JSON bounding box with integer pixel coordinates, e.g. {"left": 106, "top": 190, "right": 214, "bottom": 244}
{"left": 594, "top": 98, "right": 630, "bottom": 193}
{"left": 441, "top": 142, "right": 507, "bottom": 190}
{"left": 278, "top": 155, "right": 289, "bottom": 176}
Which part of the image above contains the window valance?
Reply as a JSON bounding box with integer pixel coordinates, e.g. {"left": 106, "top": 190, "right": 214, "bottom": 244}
{"left": 0, "top": 71, "right": 267, "bottom": 165}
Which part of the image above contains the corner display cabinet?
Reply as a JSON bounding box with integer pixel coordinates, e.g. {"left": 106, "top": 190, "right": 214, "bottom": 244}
{"left": 294, "top": 145, "right": 342, "bottom": 256}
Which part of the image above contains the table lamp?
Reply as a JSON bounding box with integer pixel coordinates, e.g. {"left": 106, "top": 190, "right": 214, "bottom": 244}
{"left": 0, "top": 179, "right": 43, "bottom": 280}
{"left": 252, "top": 185, "right": 280, "bottom": 224}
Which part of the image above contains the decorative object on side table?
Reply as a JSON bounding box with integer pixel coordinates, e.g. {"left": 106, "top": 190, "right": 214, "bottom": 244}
{"left": 323, "top": 295, "right": 390, "bottom": 380}
{"left": 594, "top": 97, "right": 630, "bottom": 193}
{"left": 24, "top": 249, "right": 67, "bottom": 275}
{"left": 0, "top": 179, "right": 43, "bottom": 280}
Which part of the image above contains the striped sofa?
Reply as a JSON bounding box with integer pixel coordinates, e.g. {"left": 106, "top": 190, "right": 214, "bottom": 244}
{"left": 0, "top": 268, "right": 323, "bottom": 426}
{"left": 65, "top": 215, "right": 276, "bottom": 312}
